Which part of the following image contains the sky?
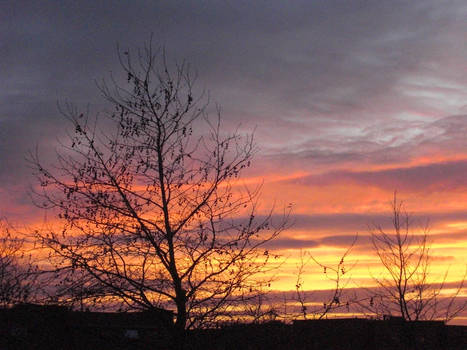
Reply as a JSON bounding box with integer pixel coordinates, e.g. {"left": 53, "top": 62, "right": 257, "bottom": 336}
{"left": 1, "top": 0, "right": 467, "bottom": 320}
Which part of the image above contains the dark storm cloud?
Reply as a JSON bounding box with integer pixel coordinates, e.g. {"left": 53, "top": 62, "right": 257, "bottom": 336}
{"left": 291, "top": 158, "right": 467, "bottom": 192}
{"left": 239, "top": 210, "right": 467, "bottom": 250}
{"left": 262, "top": 229, "right": 467, "bottom": 250}
{"left": 318, "top": 231, "right": 467, "bottom": 251}
{"left": 263, "top": 238, "right": 319, "bottom": 250}
{"left": 1, "top": 0, "right": 466, "bottom": 217}
{"left": 261, "top": 114, "right": 467, "bottom": 177}
{"left": 290, "top": 211, "right": 467, "bottom": 232}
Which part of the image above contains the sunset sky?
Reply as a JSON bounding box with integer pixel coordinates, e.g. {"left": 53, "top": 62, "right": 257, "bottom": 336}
{"left": 1, "top": 1, "right": 467, "bottom": 321}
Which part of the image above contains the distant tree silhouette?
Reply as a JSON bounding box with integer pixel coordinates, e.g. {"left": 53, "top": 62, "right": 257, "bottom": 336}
{"left": 294, "top": 236, "right": 357, "bottom": 320}
{"left": 366, "top": 192, "right": 466, "bottom": 321}
{"left": 238, "top": 286, "right": 279, "bottom": 324}
{"left": 0, "top": 220, "right": 38, "bottom": 307}
{"left": 29, "top": 42, "right": 288, "bottom": 340}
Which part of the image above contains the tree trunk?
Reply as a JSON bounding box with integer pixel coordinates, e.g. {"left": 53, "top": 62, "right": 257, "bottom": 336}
{"left": 172, "top": 289, "right": 187, "bottom": 350}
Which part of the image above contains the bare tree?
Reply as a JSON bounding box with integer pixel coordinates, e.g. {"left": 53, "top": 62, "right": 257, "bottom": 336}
{"left": 237, "top": 284, "right": 279, "bottom": 324}
{"left": 0, "top": 220, "right": 38, "bottom": 307}
{"left": 30, "top": 43, "right": 288, "bottom": 337}
{"left": 294, "top": 237, "right": 357, "bottom": 320}
{"left": 367, "top": 192, "right": 466, "bottom": 322}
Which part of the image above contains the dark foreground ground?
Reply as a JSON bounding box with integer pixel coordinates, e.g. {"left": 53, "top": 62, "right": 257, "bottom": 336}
{"left": 1, "top": 305, "right": 466, "bottom": 349}
{"left": 188, "top": 319, "right": 467, "bottom": 350}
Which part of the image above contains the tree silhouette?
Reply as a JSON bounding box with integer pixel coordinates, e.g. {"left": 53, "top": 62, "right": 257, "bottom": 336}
{"left": 294, "top": 236, "right": 357, "bottom": 320}
{"left": 30, "top": 43, "right": 288, "bottom": 338}
{"left": 366, "top": 192, "right": 466, "bottom": 321}
{"left": 0, "top": 220, "right": 38, "bottom": 307}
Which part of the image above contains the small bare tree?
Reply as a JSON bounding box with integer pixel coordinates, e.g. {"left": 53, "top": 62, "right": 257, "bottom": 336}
{"left": 0, "top": 220, "right": 38, "bottom": 307}
{"left": 238, "top": 284, "right": 279, "bottom": 324}
{"left": 294, "top": 236, "right": 357, "bottom": 320}
{"left": 367, "top": 192, "right": 466, "bottom": 321}
{"left": 30, "top": 43, "right": 288, "bottom": 338}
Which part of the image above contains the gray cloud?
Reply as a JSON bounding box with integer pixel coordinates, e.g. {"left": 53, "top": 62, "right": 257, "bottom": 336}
{"left": 257, "top": 114, "right": 467, "bottom": 180}
{"left": 290, "top": 158, "right": 467, "bottom": 192}
{"left": 1, "top": 0, "right": 466, "bottom": 220}
{"left": 262, "top": 229, "right": 467, "bottom": 251}
{"left": 239, "top": 210, "right": 467, "bottom": 251}
{"left": 290, "top": 211, "right": 467, "bottom": 231}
